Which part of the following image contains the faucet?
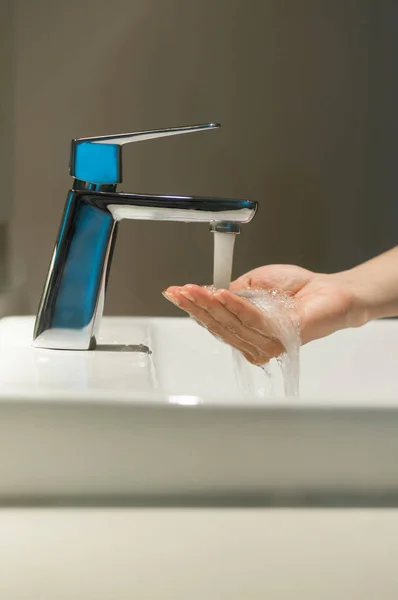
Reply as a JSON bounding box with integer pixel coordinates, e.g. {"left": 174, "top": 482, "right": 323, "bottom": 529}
{"left": 33, "top": 123, "right": 258, "bottom": 350}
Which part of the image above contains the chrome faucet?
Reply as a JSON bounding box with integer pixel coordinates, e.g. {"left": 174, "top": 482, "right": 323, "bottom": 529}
{"left": 34, "top": 123, "right": 258, "bottom": 350}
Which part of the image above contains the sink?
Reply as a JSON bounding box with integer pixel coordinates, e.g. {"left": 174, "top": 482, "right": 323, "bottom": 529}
{"left": 1, "top": 315, "right": 398, "bottom": 505}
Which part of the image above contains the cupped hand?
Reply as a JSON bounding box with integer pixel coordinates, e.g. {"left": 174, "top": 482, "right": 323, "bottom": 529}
{"left": 163, "top": 264, "right": 366, "bottom": 365}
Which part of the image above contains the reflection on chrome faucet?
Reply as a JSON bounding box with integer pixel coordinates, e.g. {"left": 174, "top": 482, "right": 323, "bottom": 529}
{"left": 34, "top": 123, "right": 258, "bottom": 350}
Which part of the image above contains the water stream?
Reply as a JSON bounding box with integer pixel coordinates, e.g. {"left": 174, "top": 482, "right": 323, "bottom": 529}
{"left": 212, "top": 231, "right": 237, "bottom": 289}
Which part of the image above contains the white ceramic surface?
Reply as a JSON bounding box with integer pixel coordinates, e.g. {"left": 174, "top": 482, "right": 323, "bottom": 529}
{"left": 0, "top": 316, "right": 398, "bottom": 503}
{"left": 2, "top": 315, "right": 398, "bottom": 402}
{"left": 1, "top": 508, "right": 398, "bottom": 600}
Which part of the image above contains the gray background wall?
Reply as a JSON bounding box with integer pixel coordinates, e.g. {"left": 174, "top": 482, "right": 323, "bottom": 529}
{"left": 0, "top": 0, "right": 14, "bottom": 290}
{"left": 6, "top": 0, "right": 398, "bottom": 316}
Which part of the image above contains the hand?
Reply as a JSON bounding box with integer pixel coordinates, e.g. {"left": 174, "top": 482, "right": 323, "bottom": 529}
{"left": 163, "top": 264, "right": 366, "bottom": 365}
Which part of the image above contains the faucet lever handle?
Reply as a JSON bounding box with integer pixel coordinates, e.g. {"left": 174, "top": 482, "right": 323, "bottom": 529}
{"left": 70, "top": 122, "right": 220, "bottom": 185}
{"left": 79, "top": 123, "right": 220, "bottom": 145}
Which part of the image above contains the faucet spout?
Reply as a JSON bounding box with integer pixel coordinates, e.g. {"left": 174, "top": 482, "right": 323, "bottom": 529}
{"left": 100, "top": 190, "right": 256, "bottom": 224}
{"left": 33, "top": 189, "right": 257, "bottom": 350}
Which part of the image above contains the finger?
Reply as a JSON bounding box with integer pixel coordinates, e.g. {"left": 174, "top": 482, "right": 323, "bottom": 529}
{"left": 214, "top": 288, "right": 281, "bottom": 339}
{"left": 163, "top": 285, "right": 184, "bottom": 299}
{"left": 180, "top": 285, "right": 282, "bottom": 357}
{"left": 230, "top": 277, "right": 250, "bottom": 291}
{"left": 171, "top": 290, "right": 264, "bottom": 362}
{"left": 230, "top": 275, "right": 253, "bottom": 291}
{"left": 164, "top": 287, "right": 282, "bottom": 364}
{"left": 230, "top": 266, "right": 269, "bottom": 291}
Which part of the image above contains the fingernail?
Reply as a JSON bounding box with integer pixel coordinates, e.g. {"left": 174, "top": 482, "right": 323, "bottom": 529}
{"left": 162, "top": 290, "right": 173, "bottom": 301}
{"left": 163, "top": 291, "right": 181, "bottom": 306}
{"left": 180, "top": 290, "right": 195, "bottom": 302}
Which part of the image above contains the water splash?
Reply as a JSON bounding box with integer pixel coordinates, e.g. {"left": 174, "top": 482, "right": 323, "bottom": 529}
{"left": 233, "top": 289, "right": 301, "bottom": 397}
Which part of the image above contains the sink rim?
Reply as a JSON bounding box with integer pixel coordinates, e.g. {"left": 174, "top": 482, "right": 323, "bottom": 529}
{"left": 1, "top": 315, "right": 398, "bottom": 408}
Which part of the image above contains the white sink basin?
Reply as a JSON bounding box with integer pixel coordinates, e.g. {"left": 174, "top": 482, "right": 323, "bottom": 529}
{"left": 1, "top": 316, "right": 398, "bottom": 505}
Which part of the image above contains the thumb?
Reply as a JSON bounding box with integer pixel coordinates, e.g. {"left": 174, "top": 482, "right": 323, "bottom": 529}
{"left": 230, "top": 273, "right": 251, "bottom": 291}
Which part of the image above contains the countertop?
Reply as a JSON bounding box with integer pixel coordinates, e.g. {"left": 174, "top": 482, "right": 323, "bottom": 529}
{"left": 1, "top": 508, "right": 398, "bottom": 599}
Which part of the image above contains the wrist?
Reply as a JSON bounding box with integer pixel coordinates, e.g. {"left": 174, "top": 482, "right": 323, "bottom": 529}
{"left": 337, "top": 265, "right": 396, "bottom": 326}
{"left": 331, "top": 269, "right": 373, "bottom": 328}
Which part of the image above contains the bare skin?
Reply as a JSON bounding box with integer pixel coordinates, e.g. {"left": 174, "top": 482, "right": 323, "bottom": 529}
{"left": 163, "top": 247, "right": 398, "bottom": 365}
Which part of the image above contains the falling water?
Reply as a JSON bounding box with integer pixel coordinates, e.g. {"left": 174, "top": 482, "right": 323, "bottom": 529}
{"left": 213, "top": 231, "right": 236, "bottom": 289}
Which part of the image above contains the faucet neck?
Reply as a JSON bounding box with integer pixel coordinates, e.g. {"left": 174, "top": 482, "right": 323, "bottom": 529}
{"left": 72, "top": 179, "right": 117, "bottom": 193}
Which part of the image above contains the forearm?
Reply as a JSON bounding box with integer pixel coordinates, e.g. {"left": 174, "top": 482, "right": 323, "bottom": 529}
{"left": 344, "top": 246, "right": 398, "bottom": 323}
